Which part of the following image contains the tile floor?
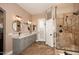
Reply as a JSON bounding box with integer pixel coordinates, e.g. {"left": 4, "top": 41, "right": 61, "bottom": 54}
{"left": 19, "top": 42, "right": 78, "bottom": 55}
{"left": 20, "top": 42, "right": 55, "bottom": 55}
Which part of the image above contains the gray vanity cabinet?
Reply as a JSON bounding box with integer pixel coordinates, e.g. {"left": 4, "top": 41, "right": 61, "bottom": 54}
{"left": 13, "top": 34, "right": 37, "bottom": 54}
{"left": 13, "top": 39, "right": 22, "bottom": 54}
{"left": 20, "top": 39, "right": 25, "bottom": 51}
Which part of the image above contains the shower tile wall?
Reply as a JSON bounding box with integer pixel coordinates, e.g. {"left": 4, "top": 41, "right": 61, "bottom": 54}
{"left": 56, "top": 13, "right": 79, "bottom": 52}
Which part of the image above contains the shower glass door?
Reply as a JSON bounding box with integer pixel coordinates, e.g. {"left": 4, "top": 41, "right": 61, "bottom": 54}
{"left": 56, "top": 14, "right": 79, "bottom": 52}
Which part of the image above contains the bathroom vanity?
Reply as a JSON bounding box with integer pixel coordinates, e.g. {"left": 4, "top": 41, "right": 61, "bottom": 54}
{"left": 12, "top": 32, "right": 37, "bottom": 54}
{"left": 11, "top": 16, "right": 37, "bottom": 54}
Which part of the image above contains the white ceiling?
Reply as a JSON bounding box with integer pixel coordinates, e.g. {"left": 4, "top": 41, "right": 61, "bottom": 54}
{"left": 18, "top": 3, "right": 51, "bottom": 15}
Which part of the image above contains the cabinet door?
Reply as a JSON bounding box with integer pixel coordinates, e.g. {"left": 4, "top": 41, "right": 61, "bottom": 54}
{"left": 28, "top": 36, "right": 32, "bottom": 44}
{"left": 20, "top": 39, "right": 25, "bottom": 51}
{"left": 33, "top": 34, "right": 37, "bottom": 42}
{"left": 13, "top": 39, "right": 21, "bottom": 54}
{"left": 24, "top": 37, "right": 28, "bottom": 49}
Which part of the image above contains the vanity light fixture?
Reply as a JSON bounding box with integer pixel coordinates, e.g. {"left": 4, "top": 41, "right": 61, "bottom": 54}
{"left": 24, "top": 20, "right": 32, "bottom": 25}
{"left": 27, "top": 20, "right": 32, "bottom": 25}
{"left": 15, "top": 15, "right": 22, "bottom": 21}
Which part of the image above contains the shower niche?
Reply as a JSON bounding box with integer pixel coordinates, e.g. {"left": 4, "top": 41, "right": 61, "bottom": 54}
{"left": 56, "top": 12, "right": 79, "bottom": 52}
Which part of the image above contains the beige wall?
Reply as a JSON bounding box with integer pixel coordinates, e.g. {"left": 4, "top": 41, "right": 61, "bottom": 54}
{"left": 32, "top": 14, "right": 45, "bottom": 25}
{"left": 0, "top": 3, "right": 31, "bottom": 53}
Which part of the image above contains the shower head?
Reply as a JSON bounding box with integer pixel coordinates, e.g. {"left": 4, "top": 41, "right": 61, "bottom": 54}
{"left": 73, "top": 12, "right": 78, "bottom": 15}
{"left": 73, "top": 11, "right": 79, "bottom": 15}
{"left": 0, "top": 10, "right": 3, "bottom": 13}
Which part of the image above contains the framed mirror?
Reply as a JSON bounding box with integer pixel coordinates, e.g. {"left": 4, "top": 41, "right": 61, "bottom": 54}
{"left": 12, "top": 20, "right": 21, "bottom": 32}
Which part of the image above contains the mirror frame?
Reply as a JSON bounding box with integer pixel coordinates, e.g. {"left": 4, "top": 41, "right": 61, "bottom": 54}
{"left": 12, "top": 20, "right": 21, "bottom": 32}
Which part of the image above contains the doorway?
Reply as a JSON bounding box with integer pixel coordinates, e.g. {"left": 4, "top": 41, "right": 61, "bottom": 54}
{"left": 0, "top": 7, "right": 6, "bottom": 55}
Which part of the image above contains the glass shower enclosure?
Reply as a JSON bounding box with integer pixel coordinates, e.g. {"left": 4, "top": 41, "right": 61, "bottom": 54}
{"left": 56, "top": 12, "right": 79, "bottom": 52}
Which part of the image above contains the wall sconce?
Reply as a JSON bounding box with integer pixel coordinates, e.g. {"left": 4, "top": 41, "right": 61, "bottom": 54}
{"left": 23, "top": 20, "right": 32, "bottom": 25}
{"left": 27, "top": 20, "right": 32, "bottom": 25}
{"left": 15, "top": 15, "right": 22, "bottom": 21}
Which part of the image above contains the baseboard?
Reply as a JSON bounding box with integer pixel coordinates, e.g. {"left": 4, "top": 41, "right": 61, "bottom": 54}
{"left": 5, "top": 51, "right": 13, "bottom": 55}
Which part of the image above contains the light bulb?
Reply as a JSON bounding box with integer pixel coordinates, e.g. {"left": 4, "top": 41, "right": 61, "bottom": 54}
{"left": 15, "top": 15, "right": 22, "bottom": 21}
